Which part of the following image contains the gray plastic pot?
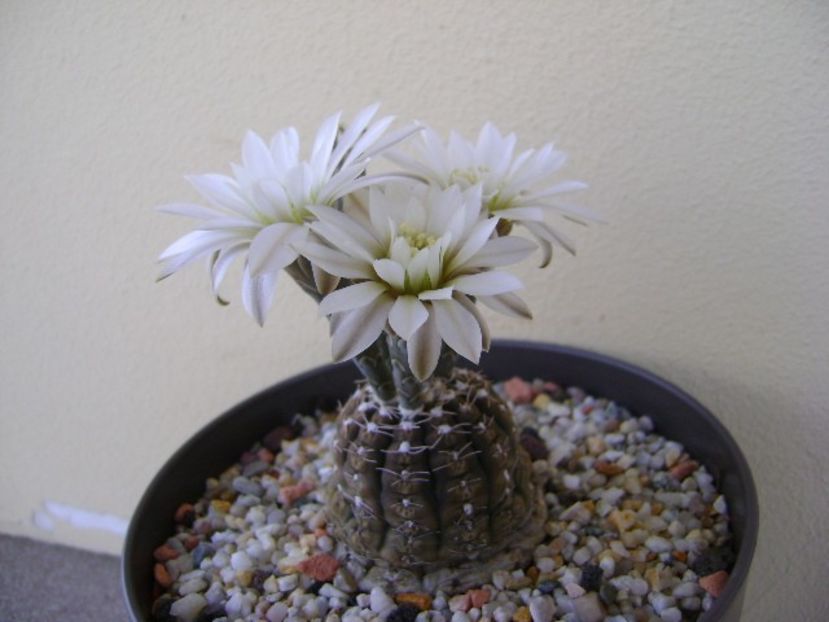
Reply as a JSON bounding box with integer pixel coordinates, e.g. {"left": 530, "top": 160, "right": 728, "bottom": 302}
{"left": 122, "top": 341, "right": 758, "bottom": 621}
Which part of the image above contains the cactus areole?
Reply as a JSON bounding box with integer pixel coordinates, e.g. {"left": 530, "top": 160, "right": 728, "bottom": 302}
{"left": 157, "top": 105, "right": 594, "bottom": 577}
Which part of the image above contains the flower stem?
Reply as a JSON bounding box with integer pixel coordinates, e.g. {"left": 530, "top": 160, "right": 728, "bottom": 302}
{"left": 386, "top": 334, "right": 425, "bottom": 410}
{"left": 285, "top": 259, "right": 396, "bottom": 402}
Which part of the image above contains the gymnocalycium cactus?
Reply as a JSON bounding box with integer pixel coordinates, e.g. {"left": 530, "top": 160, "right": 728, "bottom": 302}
{"left": 157, "top": 104, "right": 595, "bottom": 576}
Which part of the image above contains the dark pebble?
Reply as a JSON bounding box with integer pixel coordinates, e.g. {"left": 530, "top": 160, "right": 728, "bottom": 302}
{"left": 263, "top": 425, "right": 296, "bottom": 452}
{"left": 538, "top": 579, "right": 561, "bottom": 595}
{"left": 599, "top": 582, "right": 619, "bottom": 605}
{"left": 191, "top": 542, "right": 215, "bottom": 567}
{"left": 583, "top": 525, "right": 605, "bottom": 537}
{"left": 386, "top": 604, "right": 421, "bottom": 622}
{"left": 251, "top": 569, "right": 272, "bottom": 593}
{"left": 521, "top": 426, "right": 542, "bottom": 439}
{"left": 242, "top": 459, "right": 270, "bottom": 477}
{"left": 520, "top": 432, "right": 548, "bottom": 461}
{"left": 151, "top": 596, "right": 174, "bottom": 622}
{"left": 309, "top": 580, "right": 325, "bottom": 594}
{"left": 690, "top": 547, "right": 734, "bottom": 576}
{"left": 580, "top": 564, "right": 603, "bottom": 592}
{"left": 195, "top": 602, "right": 228, "bottom": 621}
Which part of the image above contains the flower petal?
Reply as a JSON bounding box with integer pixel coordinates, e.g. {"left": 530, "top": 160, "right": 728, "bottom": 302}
{"left": 210, "top": 242, "right": 247, "bottom": 295}
{"left": 478, "top": 292, "right": 533, "bottom": 319}
{"left": 467, "top": 235, "right": 537, "bottom": 268}
{"left": 327, "top": 103, "right": 380, "bottom": 174}
{"left": 525, "top": 180, "right": 588, "bottom": 198}
{"left": 310, "top": 111, "right": 342, "bottom": 180}
{"left": 301, "top": 241, "right": 373, "bottom": 279}
{"left": 248, "top": 223, "right": 307, "bottom": 277}
{"left": 388, "top": 295, "right": 428, "bottom": 340}
{"left": 492, "top": 206, "right": 545, "bottom": 222}
{"left": 187, "top": 174, "right": 252, "bottom": 217}
{"left": 363, "top": 122, "right": 423, "bottom": 159}
{"left": 342, "top": 115, "right": 394, "bottom": 167}
{"left": 307, "top": 204, "right": 382, "bottom": 259}
{"left": 157, "top": 202, "right": 227, "bottom": 220}
{"left": 242, "top": 130, "right": 276, "bottom": 179}
{"left": 373, "top": 258, "right": 406, "bottom": 290}
{"left": 330, "top": 294, "right": 394, "bottom": 361}
{"left": 158, "top": 229, "right": 243, "bottom": 261}
{"left": 453, "top": 293, "right": 491, "bottom": 352}
{"left": 241, "top": 265, "right": 278, "bottom": 326}
{"left": 319, "top": 281, "right": 387, "bottom": 317}
{"left": 407, "top": 310, "right": 442, "bottom": 381}
{"left": 431, "top": 299, "right": 482, "bottom": 364}
{"left": 450, "top": 271, "right": 523, "bottom": 296}
{"left": 534, "top": 221, "right": 577, "bottom": 255}
{"left": 447, "top": 216, "right": 500, "bottom": 273}
{"left": 418, "top": 287, "right": 454, "bottom": 300}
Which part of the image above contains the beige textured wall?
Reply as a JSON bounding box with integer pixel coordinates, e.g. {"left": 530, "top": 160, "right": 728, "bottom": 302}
{"left": 2, "top": 1, "right": 827, "bottom": 619}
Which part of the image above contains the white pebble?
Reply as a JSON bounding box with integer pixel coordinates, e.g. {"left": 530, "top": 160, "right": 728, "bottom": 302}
{"left": 219, "top": 566, "right": 235, "bottom": 584}
{"left": 528, "top": 596, "right": 556, "bottom": 622}
{"left": 230, "top": 550, "right": 252, "bottom": 571}
{"left": 613, "top": 576, "right": 649, "bottom": 596}
{"left": 571, "top": 593, "right": 604, "bottom": 622}
{"left": 169, "top": 593, "right": 207, "bottom": 622}
{"left": 565, "top": 582, "right": 585, "bottom": 598}
{"left": 493, "top": 603, "right": 517, "bottom": 622}
{"left": 572, "top": 546, "right": 592, "bottom": 565}
{"left": 713, "top": 494, "right": 728, "bottom": 514}
{"left": 277, "top": 573, "right": 298, "bottom": 592}
{"left": 646, "top": 535, "right": 673, "bottom": 553}
{"left": 649, "top": 592, "right": 675, "bottom": 614}
{"left": 452, "top": 613, "right": 471, "bottom": 622}
{"left": 318, "top": 535, "right": 334, "bottom": 552}
{"left": 536, "top": 557, "right": 556, "bottom": 573}
{"left": 563, "top": 474, "right": 581, "bottom": 490}
{"left": 369, "top": 586, "right": 395, "bottom": 613}
{"left": 599, "top": 555, "right": 615, "bottom": 577}
{"left": 660, "top": 607, "right": 683, "bottom": 622}
{"left": 492, "top": 569, "right": 510, "bottom": 590}
{"left": 672, "top": 581, "right": 699, "bottom": 598}
{"left": 178, "top": 578, "right": 207, "bottom": 595}
{"left": 266, "top": 602, "right": 289, "bottom": 622}
{"left": 600, "top": 487, "right": 625, "bottom": 506}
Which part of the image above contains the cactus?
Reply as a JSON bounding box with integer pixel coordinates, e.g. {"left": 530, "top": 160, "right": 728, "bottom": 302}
{"left": 325, "top": 360, "right": 547, "bottom": 570}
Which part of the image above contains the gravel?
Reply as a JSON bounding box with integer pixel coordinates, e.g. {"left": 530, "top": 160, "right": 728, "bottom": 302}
{"left": 150, "top": 377, "right": 734, "bottom": 621}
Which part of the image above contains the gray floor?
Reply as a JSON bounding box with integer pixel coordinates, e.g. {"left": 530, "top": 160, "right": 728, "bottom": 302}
{"left": 0, "top": 533, "right": 130, "bottom": 622}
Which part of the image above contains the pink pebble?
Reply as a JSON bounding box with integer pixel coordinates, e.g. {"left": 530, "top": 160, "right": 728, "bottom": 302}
{"left": 504, "top": 377, "right": 534, "bottom": 404}
{"left": 298, "top": 553, "right": 340, "bottom": 581}
{"left": 468, "top": 588, "right": 491, "bottom": 608}
{"left": 699, "top": 570, "right": 729, "bottom": 597}
{"left": 279, "top": 480, "right": 314, "bottom": 506}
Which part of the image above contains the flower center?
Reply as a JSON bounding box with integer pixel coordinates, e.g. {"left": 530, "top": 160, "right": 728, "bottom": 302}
{"left": 398, "top": 222, "right": 437, "bottom": 251}
{"left": 484, "top": 192, "right": 513, "bottom": 214}
{"left": 448, "top": 165, "right": 489, "bottom": 187}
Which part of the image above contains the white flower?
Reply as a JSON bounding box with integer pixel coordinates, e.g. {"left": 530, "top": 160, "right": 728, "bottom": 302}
{"left": 157, "top": 104, "right": 419, "bottom": 324}
{"left": 386, "top": 122, "right": 599, "bottom": 267}
{"left": 303, "top": 184, "right": 538, "bottom": 379}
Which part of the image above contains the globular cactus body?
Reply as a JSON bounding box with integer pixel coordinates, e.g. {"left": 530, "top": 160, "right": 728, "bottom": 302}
{"left": 326, "top": 368, "right": 547, "bottom": 570}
